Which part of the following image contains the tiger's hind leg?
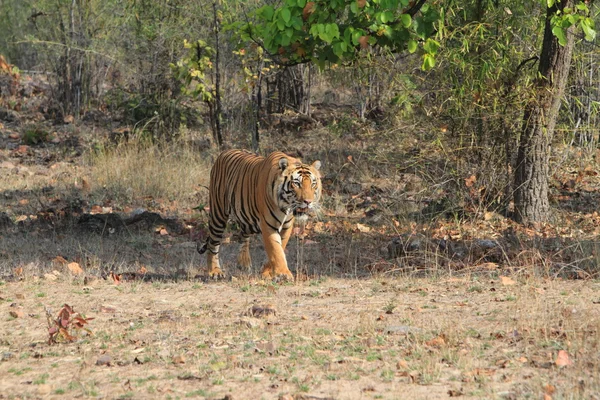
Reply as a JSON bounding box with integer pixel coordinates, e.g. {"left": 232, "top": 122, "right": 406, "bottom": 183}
{"left": 236, "top": 234, "right": 252, "bottom": 272}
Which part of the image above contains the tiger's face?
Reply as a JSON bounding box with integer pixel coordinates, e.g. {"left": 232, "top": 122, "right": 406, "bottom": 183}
{"left": 277, "top": 157, "right": 322, "bottom": 221}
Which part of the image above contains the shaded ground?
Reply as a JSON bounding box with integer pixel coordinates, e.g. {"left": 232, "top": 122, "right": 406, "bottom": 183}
{"left": 1, "top": 276, "right": 598, "bottom": 399}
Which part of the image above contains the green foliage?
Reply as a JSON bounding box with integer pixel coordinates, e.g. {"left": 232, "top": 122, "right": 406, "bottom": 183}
{"left": 233, "top": 0, "right": 441, "bottom": 69}
{"left": 22, "top": 125, "right": 51, "bottom": 145}
{"left": 170, "top": 40, "right": 215, "bottom": 102}
{"left": 549, "top": 1, "right": 595, "bottom": 46}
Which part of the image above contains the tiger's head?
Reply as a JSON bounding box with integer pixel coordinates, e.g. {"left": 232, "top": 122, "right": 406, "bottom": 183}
{"left": 276, "top": 156, "right": 322, "bottom": 222}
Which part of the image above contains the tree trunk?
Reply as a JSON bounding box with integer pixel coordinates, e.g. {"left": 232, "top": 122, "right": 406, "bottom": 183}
{"left": 513, "top": 0, "right": 575, "bottom": 224}
{"left": 212, "top": 0, "right": 223, "bottom": 148}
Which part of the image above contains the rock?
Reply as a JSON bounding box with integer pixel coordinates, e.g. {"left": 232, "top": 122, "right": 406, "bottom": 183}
{"left": 96, "top": 354, "right": 112, "bottom": 366}
{"left": 385, "top": 325, "right": 421, "bottom": 334}
{"left": 387, "top": 234, "right": 425, "bottom": 258}
{"left": 44, "top": 273, "right": 58, "bottom": 281}
{"left": 1, "top": 352, "right": 15, "bottom": 361}
{"left": 248, "top": 304, "right": 277, "bottom": 318}
{"left": 238, "top": 317, "right": 265, "bottom": 329}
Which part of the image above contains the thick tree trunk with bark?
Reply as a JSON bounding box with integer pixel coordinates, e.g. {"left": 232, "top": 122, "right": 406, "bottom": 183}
{"left": 513, "top": 0, "right": 575, "bottom": 224}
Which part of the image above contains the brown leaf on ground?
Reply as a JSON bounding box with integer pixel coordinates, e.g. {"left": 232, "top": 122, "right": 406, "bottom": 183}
{"left": 465, "top": 174, "right": 476, "bottom": 188}
{"left": 9, "top": 309, "right": 24, "bottom": 318}
{"left": 500, "top": 276, "right": 516, "bottom": 286}
{"left": 172, "top": 355, "right": 186, "bottom": 364}
{"left": 110, "top": 272, "right": 122, "bottom": 284}
{"left": 426, "top": 335, "right": 446, "bottom": 348}
{"left": 66, "top": 262, "right": 84, "bottom": 275}
{"left": 356, "top": 223, "right": 371, "bottom": 233}
{"left": 13, "top": 267, "right": 23, "bottom": 276}
{"left": 555, "top": 350, "right": 573, "bottom": 367}
{"left": 100, "top": 305, "right": 118, "bottom": 313}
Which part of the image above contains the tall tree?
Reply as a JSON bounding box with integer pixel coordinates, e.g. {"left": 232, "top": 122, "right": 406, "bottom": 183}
{"left": 513, "top": 0, "right": 593, "bottom": 223}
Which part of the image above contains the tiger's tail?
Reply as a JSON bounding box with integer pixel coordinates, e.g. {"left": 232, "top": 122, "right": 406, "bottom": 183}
{"left": 197, "top": 240, "right": 208, "bottom": 254}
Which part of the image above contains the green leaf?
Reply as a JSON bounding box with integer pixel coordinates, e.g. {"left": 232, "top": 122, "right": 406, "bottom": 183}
{"left": 261, "top": 6, "right": 274, "bottom": 20}
{"left": 382, "top": 11, "right": 394, "bottom": 23}
{"left": 350, "top": 1, "right": 358, "bottom": 14}
{"left": 407, "top": 39, "right": 417, "bottom": 53}
{"left": 281, "top": 8, "right": 292, "bottom": 24}
{"left": 297, "top": 0, "right": 306, "bottom": 7}
{"left": 422, "top": 53, "right": 435, "bottom": 70}
{"left": 581, "top": 18, "right": 596, "bottom": 41}
{"left": 547, "top": 0, "right": 555, "bottom": 8}
{"left": 423, "top": 38, "right": 440, "bottom": 55}
{"left": 401, "top": 14, "right": 412, "bottom": 28}
{"left": 552, "top": 25, "right": 566, "bottom": 46}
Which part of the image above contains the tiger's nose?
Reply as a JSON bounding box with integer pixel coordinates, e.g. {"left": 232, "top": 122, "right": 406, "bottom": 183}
{"left": 304, "top": 200, "right": 312, "bottom": 206}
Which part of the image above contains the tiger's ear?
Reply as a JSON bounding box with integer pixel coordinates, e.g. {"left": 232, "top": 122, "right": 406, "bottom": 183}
{"left": 312, "top": 160, "right": 321, "bottom": 171}
{"left": 278, "top": 157, "right": 289, "bottom": 171}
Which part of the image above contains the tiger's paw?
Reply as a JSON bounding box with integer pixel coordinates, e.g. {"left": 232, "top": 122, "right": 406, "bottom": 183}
{"left": 261, "top": 264, "right": 294, "bottom": 282}
{"left": 237, "top": 248, "right": 252, "bottom": 270}
{"left": 207, "top": 267, "right": 226, "bottom": 280}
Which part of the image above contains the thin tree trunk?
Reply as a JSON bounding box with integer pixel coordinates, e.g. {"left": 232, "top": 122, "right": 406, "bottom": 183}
{"left": 212, "top": 0, "right": 223, "bottom": 148}
{"left": 513, "top": 0, "right": 575, "bottom": 224}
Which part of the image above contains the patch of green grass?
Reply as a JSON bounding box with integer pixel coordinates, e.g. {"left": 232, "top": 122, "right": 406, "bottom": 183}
{"left": 36, "top": 292, "right": 46, "bottom": 298}
{"left": 467, "top": 285, "right": 483, "bottom": 293}
{"left": 33, "top": 373, "right": 49, "bottom": 385}
{"left": 8, "top": 367, "right": 32, "bottom": 375}
{"left": 54, "top": 388, "right": 66, "bottom": 394}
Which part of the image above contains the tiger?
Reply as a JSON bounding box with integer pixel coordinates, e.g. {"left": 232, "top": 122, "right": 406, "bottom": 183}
{"left": 197, "top": 149, "right": 322, "bottom": 280}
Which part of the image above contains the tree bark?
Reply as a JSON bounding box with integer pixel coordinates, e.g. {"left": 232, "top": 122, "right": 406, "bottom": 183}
{"left": 212, "top": 0, "right": 223, "bottom": 148}
{"left": 513, "top": 0, "right": 575, "bottom": 224}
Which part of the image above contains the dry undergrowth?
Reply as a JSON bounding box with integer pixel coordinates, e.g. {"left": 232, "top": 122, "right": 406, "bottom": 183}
{"left": 0, "top": 275, "right": 598, "bottom": 399}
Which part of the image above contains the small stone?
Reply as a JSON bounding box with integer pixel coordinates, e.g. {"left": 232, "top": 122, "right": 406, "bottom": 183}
{"left": 44, "top": 273, "right": 58, "bottom": 281}
{"left": 1, "top": 352, "right": 15, "bottom": 361}
{"left": 96, "top": 354, "right": 112, "bottom": 366}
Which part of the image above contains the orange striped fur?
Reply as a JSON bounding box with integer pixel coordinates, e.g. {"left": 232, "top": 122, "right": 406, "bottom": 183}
{"left": 198, "top": 150, "right": 322, "bottom": 280}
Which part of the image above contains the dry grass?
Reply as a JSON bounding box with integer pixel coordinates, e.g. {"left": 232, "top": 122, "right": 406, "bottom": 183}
{"left": 0, "top": 275, "right": 598, "bottom": 399}
{"left": 86, "top": 138, "right": 214, "bottom": 210}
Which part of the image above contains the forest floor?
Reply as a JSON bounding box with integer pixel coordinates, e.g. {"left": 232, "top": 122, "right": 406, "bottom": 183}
{"left": 1, "top": 275, "right": 599, "bottom": 399}
{"left": 1, "top": 76, "right": 600, "bottom": 399}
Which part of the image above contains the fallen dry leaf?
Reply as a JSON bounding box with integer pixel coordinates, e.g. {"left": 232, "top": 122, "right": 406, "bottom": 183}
{"left": 356, "top": 223, "right": 371, "bottom": 233}
{"left": 465, "top": 174, "right": 476, "bottom": 188}
{"left": 500, "top": 276, "right": 516, "bottom": 286}
{"left": 172, "top": 355, "right": 186, "bottom": 364}
{"left": 426, "top": 335, "right": 446, "bottom": 348}
{"left": 66, "top": 262, "right": 84, "bottom": 275}
{"left": 555, "top": 350, "right": 573, "bottom": 367}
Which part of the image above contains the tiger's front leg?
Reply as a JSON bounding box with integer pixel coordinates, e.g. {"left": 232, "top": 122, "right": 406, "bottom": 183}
{"left": 260, "top": 223, "right": 294, "bottom": 281}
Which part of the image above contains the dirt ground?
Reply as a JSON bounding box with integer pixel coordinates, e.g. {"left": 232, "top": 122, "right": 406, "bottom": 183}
{"left": 1, "top": 272, "right": 599, "bottom": 400}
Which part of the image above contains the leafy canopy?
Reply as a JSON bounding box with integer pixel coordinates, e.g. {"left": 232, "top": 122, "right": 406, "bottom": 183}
{"left": 233, "top": 0, "right": 441, "bottom": 70}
